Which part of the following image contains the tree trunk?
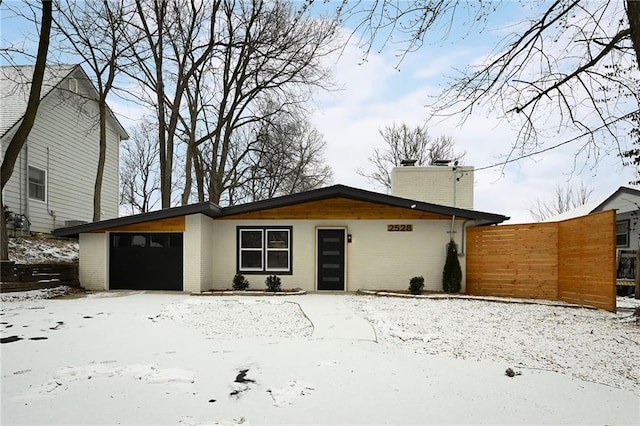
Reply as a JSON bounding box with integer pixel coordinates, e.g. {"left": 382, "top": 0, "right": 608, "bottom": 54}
{"left": 627, "top": 0, "right": 640, "bottom": 70}
{"left": 93, "top": 100, "right": 107, "bottom": 221}
{"left": 0, "top": 0, "right": 52, "bottom": 260}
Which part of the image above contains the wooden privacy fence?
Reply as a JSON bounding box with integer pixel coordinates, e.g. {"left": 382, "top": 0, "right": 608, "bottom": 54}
{"left": 466, "top": 210, "right": 616, "bottom": 311}
{"left": 0, "top": 262, "right": 80, "bottom": 292}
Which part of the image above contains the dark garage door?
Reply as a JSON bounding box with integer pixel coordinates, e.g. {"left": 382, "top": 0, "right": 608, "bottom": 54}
{"left": 109, "top": 233, "right": 183, "bottom": 291}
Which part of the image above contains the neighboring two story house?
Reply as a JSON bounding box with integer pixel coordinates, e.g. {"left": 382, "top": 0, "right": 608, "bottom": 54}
{"left": 0, "top": 64, "right": 128, "bottom": 234}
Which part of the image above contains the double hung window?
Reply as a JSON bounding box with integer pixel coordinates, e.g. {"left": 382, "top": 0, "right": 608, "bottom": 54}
{"left": 28, "top": 166, "right": 46, "bottom": 201}
{"left": 616, "top": 221, "right": 629, "bottom": 248}
{"left": 238, "top": 227, "right": 292, "bottom": 273}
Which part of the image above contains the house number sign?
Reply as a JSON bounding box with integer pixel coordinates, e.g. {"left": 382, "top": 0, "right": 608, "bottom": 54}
{"left": 387, "top": 224, "right": 413, "bottom": 232}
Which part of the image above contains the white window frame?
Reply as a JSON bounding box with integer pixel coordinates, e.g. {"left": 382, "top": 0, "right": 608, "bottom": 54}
{"left": 237, "top": 227, "right": 292, "bottom": 274}
{"left": 265, "top": 229, "right": 291, "bottom": 272}
{"left": 616, "top": 220, "right": 630, "bottom": 248}
{"left": 239, "top": 229, "right": 264, "bottom": 272}
{"left": 28, "top": 165, "right": 46, "bottom": 202}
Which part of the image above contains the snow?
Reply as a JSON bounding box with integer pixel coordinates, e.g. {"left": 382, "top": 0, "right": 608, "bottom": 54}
{"left": 7, "top": 236, "right": 78, "bottom": 264}
{"left": 1, "top": 289, "right": 639, "bottom": 425}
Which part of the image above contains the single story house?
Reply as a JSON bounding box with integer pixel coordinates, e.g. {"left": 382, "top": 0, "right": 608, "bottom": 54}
{"left": 54, "top": 166, "right": 509, "bottom": 293}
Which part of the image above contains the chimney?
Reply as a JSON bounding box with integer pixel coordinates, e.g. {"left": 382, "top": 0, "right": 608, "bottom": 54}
{"left": 390, "top": 164, "right": 474, "bottom": 209}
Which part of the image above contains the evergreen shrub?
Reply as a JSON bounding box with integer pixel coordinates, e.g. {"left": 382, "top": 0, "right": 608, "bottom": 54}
{"left": 265, "top": 275, "right": 281, "bottom": 292}
{"left": 232, "top": 274, "right": 250, "bottom": 290}
{"left": 442, "top": 241, "right": 462, "bottom": 293}
{"left": 408, "top": 276, "right": 425, "bottom": 295}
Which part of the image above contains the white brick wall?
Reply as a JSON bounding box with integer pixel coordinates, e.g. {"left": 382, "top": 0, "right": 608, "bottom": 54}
{"left": 79, "top": 233, "right": 107, "bottom": 291}
{"left": 391, "top": 166, "right": 474, "bottom": 209}
{"left": 209, "top": 219, "right": 466, "bottom": 292}
{"left": 184, "top": 214, "right": 215, "bottom": 293}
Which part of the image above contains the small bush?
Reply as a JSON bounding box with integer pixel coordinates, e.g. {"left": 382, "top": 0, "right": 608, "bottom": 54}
{"left": 408, "top": 276, "right": 424, "bottom": 295}
{"left": 265, "top": 275, "right": 281, "bottom": 292}
{"left": 442, "top": 241, "right": 462, "bottom": 293}
{"left": 232, "top": 274, "right": 250, "bottom": 291}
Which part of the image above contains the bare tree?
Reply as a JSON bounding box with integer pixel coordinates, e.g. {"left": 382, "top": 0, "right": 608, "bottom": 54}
{"left": 0, "top": 0, "right": 52, "bottom": 260}
{"left": 177, "top": 0, "right": 338, "bottom": 205}
{"left": 124, "top": 0, "right": 222, "bottom": 209}
{"left": 357, "top": 122, "right": 464, "bottom": 191}
{"left": 529, "top": 181, "right": 593, "bottom": 221}
{"left": 52, "top": 0, "right": 136, "bottom": 221}
{"left": 327, "top": 1, "right": 639, "bottom": 174}
{"left": 119, "top": 120, "right": 161, "bottom": 215}
{"left": 238, "top": 114, "right": 333, "bottom": 203}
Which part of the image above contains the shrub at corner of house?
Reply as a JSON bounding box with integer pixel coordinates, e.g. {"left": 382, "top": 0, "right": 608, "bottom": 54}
{"left": 265, "top": 275, "right": 281, "bottom": 292}
{"left": 442, "top": 240, "right": 462, "bottom": 293}
{"left": 408, "top": 276, "right": 425, "bottom": 295}
{"left": 232, "top": 274, "right": 250, "bottom": 291}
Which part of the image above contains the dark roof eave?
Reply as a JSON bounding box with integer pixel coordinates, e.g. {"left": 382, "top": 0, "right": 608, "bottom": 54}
{"left": 53, "top": 201, "right": 222, "bottom": 238}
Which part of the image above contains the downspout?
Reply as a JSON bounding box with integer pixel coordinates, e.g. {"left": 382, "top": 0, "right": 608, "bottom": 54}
{"left": 46, "top": 147, "right": 56, "bottom": 230}
{"left": 459, "top": 219, "right": 473, "bottom": 256}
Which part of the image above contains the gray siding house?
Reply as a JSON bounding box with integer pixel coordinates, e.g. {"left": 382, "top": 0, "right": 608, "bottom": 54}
{"left": 1, "top": 64, "right": 128, "bottom": 234}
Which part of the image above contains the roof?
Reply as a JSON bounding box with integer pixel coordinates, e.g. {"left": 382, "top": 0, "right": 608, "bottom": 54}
{"left": 54, "top": 184, "right": 510, "bottom": 237}
{"left": 591, "top": 185, "right": 640, "bottom": 213}
{"left": 0, "top": 64, "right": 128, "bottom": 140}
{"left": 544, "top": 185, "right": 640, "bottom": 222}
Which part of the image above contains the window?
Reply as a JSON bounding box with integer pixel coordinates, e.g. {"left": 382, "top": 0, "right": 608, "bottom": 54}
{"left": 616, "top": 221, "right": 630, "bottom": 248}
{"left": 237, "top": 227, "right": 292, "bottom": 274}
{"left": 28, "top": 166, "right": 46, "bottom": 201}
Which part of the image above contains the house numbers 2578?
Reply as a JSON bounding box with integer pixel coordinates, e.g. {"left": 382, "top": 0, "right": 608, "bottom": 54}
{"left": 387, "top": 224, "right": 413, "bottom": 232}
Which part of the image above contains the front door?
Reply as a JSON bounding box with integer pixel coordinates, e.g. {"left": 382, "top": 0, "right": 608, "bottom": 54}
{"left": 317, "top": 229, "right": 346, "bottom": 291}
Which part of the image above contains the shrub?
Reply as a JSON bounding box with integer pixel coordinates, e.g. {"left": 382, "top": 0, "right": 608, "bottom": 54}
{"left": 265, "top": 275, "right": 281, "bottom": 292}
{"left": 408, "top": 276, "right": 424, "bottom": 295}
{"left": 442, "top": 241, "right": 462, "bottom": 293}
{"left": 232, "top": 274, "right": 250, "bottom": 291}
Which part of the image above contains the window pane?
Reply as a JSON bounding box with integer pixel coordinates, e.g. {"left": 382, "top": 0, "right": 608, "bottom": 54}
{"left": 616, "top": 222, "right": 628, "bottom": 234}
{"left": 132, "top": 235, "right": 146, "bottom": 247}
{"left": 267, "top": 251, "right": 288, "bottom": 269}
{"left": 267, "top": 230, "right": 289, "bottom": 249}
{"left": 617, "top": 234, "right": 628, "bottom": 246}
{"left": 149, "top": 235, "right": 167, "bottom": 247}
{"left": 241, "top": 251, "right": 262, "bottom": 269}
{"left": 241, "top": 230, "right": 263, "bottom": 248}
{"left": 28, "top": 166, "right": 46, "bottom": 201}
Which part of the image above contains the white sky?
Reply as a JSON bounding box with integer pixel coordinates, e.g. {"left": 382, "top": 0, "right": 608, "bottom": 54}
{"left": 1, "top": 1, "right": 637, "bottom": 223}
{"left": 307, "top": 4, "right": 638, "bottom": 223}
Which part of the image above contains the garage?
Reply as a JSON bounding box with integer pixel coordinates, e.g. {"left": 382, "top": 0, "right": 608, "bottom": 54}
{"left": 109, "top": 233, "right": 183, "bottom": 291}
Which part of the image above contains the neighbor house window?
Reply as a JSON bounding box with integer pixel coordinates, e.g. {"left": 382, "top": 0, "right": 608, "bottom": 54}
{"left": 28, "top": 166, "right": 46, "bottom": 201}
{"left": 616, "top": 221, "right": 630, "bottom": 248}
{"left": 237, "top": 227, "right": 292, "bottom": 274}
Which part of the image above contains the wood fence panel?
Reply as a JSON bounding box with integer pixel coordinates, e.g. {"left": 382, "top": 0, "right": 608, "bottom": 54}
{"left": 558, "top": 211, "right": 616, "bottom": 311}
{"left": 0, "top": 262, "right": 79, "bottom": 292}
{"left": 466, "top": 211, "right": 616, "bottom": 311}
{"left": 467, "top": 223, "right": 558, "bottom": 300}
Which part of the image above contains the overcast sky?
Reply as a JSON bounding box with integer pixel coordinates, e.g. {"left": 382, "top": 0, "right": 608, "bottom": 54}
{"left": 304, "top": 2, "right": 638, "bottom": 223}
{"left": 2, "top": 1, "right": 637, "bottom": 223}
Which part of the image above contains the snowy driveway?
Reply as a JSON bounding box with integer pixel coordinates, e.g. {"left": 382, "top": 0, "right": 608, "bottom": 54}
{"left": 1, "top": 291, "right": 639, "bottom": 425}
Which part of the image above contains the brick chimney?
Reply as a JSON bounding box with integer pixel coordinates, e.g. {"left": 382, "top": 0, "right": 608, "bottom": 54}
{"left": 390, "top": 163, "right": 474, "bottom": 209}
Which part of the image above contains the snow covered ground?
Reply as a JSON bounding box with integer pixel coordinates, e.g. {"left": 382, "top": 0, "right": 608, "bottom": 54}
{"left": 1, "top": 289, "right": 639, "bottom": 425}
{"left": 7, "top": 236, "right": 78, "bottom": 264}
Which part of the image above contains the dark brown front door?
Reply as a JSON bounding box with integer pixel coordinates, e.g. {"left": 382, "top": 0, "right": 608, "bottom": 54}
{"left": 317, "top": 229, "right": 345, "bottom": 291}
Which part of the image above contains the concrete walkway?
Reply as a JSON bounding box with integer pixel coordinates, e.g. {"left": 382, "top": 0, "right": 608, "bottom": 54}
{"left": 286, "top": 294, "right": 377, "bottom": 341}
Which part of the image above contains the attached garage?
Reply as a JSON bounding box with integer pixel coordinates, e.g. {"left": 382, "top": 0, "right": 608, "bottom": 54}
{"left": 109, "top": 233, "right": 183, "bottom": 291}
